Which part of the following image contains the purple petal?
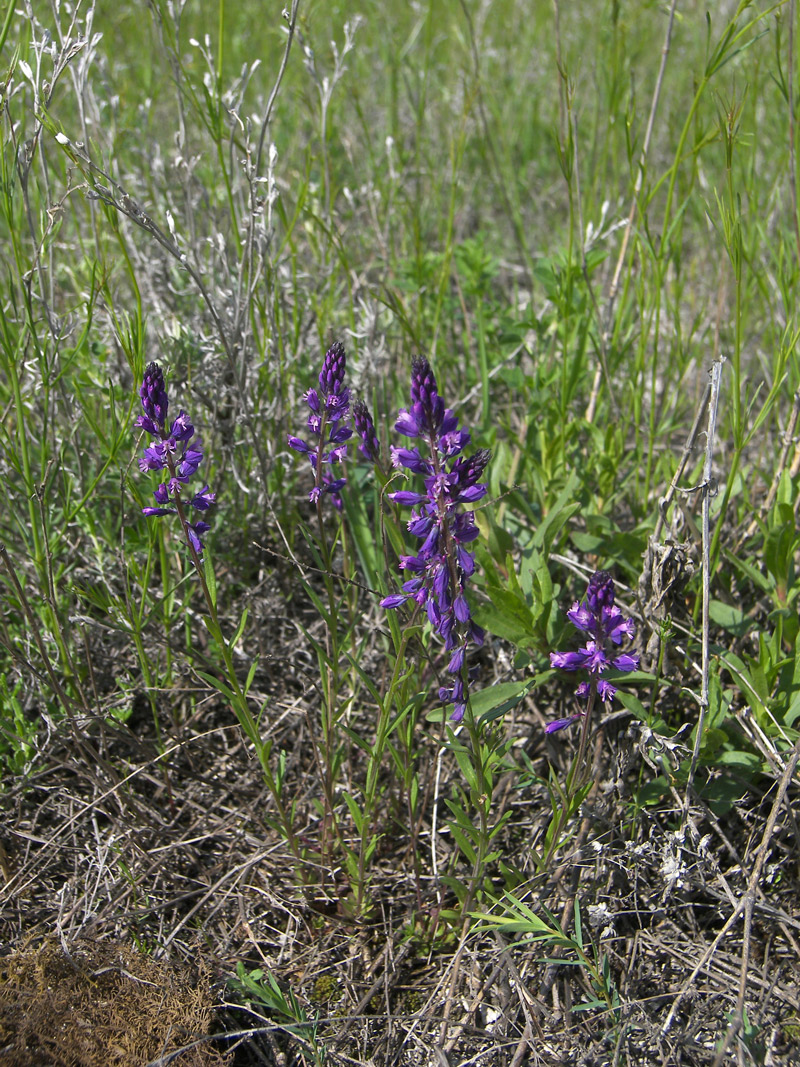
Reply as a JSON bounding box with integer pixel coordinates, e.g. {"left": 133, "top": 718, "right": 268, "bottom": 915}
{"left": 190, "top": 486, "right": 216, "bottom": 510}
{"left": 448, "top": 645, "right": 466, "bottom": 673}
{"left": 135, "top": 414, "right": 160, "bottom": 436}
{"left": 545, "top": 715, "right": 582, "bottom": 734}
{"left": 139, "top": 444, "right": 167, "bottom": 472}
{"left": 566, "top": 602, "right": 594, "bottom": 632}
{"left": 457, "top": 545, "right": 475, "bottom": 576}
{"left": 381, "top": 593, "right": 409, "bottom": 610}
{"left": 408, "top": 513, "right": 434, "bottom": 538}
{"left": 582, "top": 640, "right": 610, "bottom": 673}
{"left": 328, "top": 423, "right": 353, "bottom": 444}
{"left": 612, "top": 652, "right": 639, "bottom": 672}
{"left": 453, "top": 595, "right": 471, "bottom": 623}
{"left": 458, "top": 484, "right": 487, "bottom": 503}
{"left": 597, "top": 678, "right": 617, "bottom": 703}
{"left": 586, "top": 571, "right": 616, "bottom": 616}
{"left": 395, "top": 409, "right": 421, "bottom": 437}
{"left": 391, "top": 490, "right": 427, "bottom": 507}
{"left": 603, "top": 608, "right": 636, "bottom": 644}
{"left": 186, "top": 525, "right": 204, "bottom": 555}
{"left": 550, "top": 649, "right": 590, "bottom": 671}
{"left": 139, "top": 362, "right": 169, "bottom": 426}
{"left": 426, "top": 561, "right": 444, "bottom": 594}
{"left": 179, "top": 443, "right": 203, "bottom": 479}
{"left": 170, "top": 410, "right": 194, "bottom": 441}
{"left": 399, "top": 555, "right": 426, "bottom": 573}
{"left": 402, "top": 577, "right": 423, "bottom": 594}
{"left": 390, "top": 446, "right": 429, "bottom": 474}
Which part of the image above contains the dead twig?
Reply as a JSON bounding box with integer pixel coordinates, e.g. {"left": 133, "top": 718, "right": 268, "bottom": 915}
{"left": 684, "top": 358, "right": 724, "bottom": 814}
{"left": 662, "top": 736, "right": 800, "bottom": 1035}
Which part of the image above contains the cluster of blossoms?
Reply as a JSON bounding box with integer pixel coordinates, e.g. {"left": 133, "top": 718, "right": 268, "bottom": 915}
{"left": 381, "top": 358, "right": 489, "bottom": 722}
{"left": 137, "top": 362, "right": 216, "bottom": 557}
{"left": 546, "top": 570, "right": 639, "bottom": 733}
{"left": 288, "top": 341, "right": 353, "bottom": 510}
{"left": 287, "top": 345, "right": 487, "bottom": 722}
{"left": 353, "top": 399, "right": 380, "bottom": 464}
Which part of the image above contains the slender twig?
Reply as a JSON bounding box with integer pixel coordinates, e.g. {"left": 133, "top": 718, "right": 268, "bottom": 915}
{"left": 741, "top": 387, "right": 800, "bottom": 542}
{"left": 788, "top": 0, "right": 800, "bottom": 266}
{"left": 236, "top": 0, "right": 299, "bottom": 340}
{"left": 734, "top": 739, "right": 800, "bottom": 1037}
{"left": 572, "top": 111, "right": 619, "bottom": 420}
{"left": 442, "top": 950, "right": 509, "bottom": 1055}
{"left": 457, "top": 0, "right": 535, "bottom": 286}
{"left": 662, "top": 736, "right": 800, "bottom": 1036}
{"left": 586, "top": 0, "right": 679, "bottom": 422}
{"left": 255, "top": 1, "right": 300, "bottom": 175}
{"left": 57, "top": 136, "right": 274, "bottom": 500}
{"left": 0, "top": 544, "right": 84, "bottom": 721}
{"left": 684, "top": 359, "right": 725, "bottom": 812}
{"left": 653, "top": 380, "right": 712, "bottom": 543}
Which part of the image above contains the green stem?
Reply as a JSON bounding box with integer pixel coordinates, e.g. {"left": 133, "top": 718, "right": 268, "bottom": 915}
{"left": 567, "top": 685, "right": 598, "bottom": 795}
{"left": 356, "top": 622, "right": 416, "bottom": 910}
{"left": 310, "top": 410, "right": 348, "bottom": 870}
{"left": 0, "top": 0, "right": 17, "bottom": 54}
{"left": 163, "top": 445, "right": 301, "bottom": 860}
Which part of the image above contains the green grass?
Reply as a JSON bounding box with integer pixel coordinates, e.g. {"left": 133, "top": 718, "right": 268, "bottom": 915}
{"left": 1, "top": 0, "right": 799, "bottom": 1063}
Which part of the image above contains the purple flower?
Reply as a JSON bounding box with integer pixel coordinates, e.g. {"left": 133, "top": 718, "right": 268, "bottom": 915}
{"left": 190, "top": 485, "right": 216, "bottom": 510}
{"left": 137, "top": 362, "right": 169, "bottom": 432}
{"left": 547, "top": 571, "right": 638, "bottom": 731}
{"left": 288, "top": 341, "right": 353, "bottom": 506}
{"left": 381, "top": 357, "right": 489, "bottom": 722}
{"left": 136, "top": 362, "right": 215, "bottom": 558}
{"left": 353, "top": 400, "right": 380, "bottom": 463}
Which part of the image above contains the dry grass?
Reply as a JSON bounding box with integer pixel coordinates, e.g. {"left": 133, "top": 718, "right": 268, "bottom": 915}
{"left": 2, "top": 664, "right": 799, "bottom": 1065}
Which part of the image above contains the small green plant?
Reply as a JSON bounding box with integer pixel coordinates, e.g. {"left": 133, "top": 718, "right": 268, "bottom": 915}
{"left": 0, "top": 677, "right": 37, "bottom": 778}
{"left": 474, "top": 895, "right": 621, "bottom": 1023}
{"left": 230, "top": 963, "right": 327, "bottom": 1067}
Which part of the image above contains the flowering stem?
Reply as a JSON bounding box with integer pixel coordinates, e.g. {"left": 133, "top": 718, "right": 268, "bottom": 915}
{"left": 462, "top": 699, "right": 491, "bottom": 904}
{"left": 544, "top": 570, "right": 639, "bottom": 869}
{"left": 317, "top": 497, "right": 347, "bottom": 868}
{"left": 286, "top": 342, "right": 355, "bottom": 877}
{"left": 172, "top": 485, "right": 301, "bottom": 859}
{"left": 566, "top": 684, "right": 597, "bottom": 794}
{"left": 309, "top": 410, "right": 342, "bottom": 865}
{"left": 136, "top": 363, "right": 301, "bottom": 861}
{"left": 355, "top": 617, "right": 418, "bottom": 911}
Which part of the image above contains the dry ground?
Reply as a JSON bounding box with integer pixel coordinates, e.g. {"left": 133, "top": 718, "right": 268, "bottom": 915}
{"left": 2, "top": 603, "right": 799, "bottom": 1067}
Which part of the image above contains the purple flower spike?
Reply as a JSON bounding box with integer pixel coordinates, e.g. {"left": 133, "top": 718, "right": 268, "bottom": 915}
{"left": 289, "top": 341, "right": 353, "bottom": 506}
{"left": 586, "top": 570, "right": 616, "bottom": 613}
{"left": 319, "top": 340, "right": 348, "bottom": 398}
{"left": 383, "top": 356, "right": 489, "bottom": 722}
{"left": 354, "top": 400, "right": 380, "bottom": 463}
{"left": 135, "top": 362, "right": 215, "bottom": 559}
{"left": 547, "top": 570, "right": 638, "bottom": 733}
{"left": 137, "top": 362, "right": 169, "bottom": 432}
